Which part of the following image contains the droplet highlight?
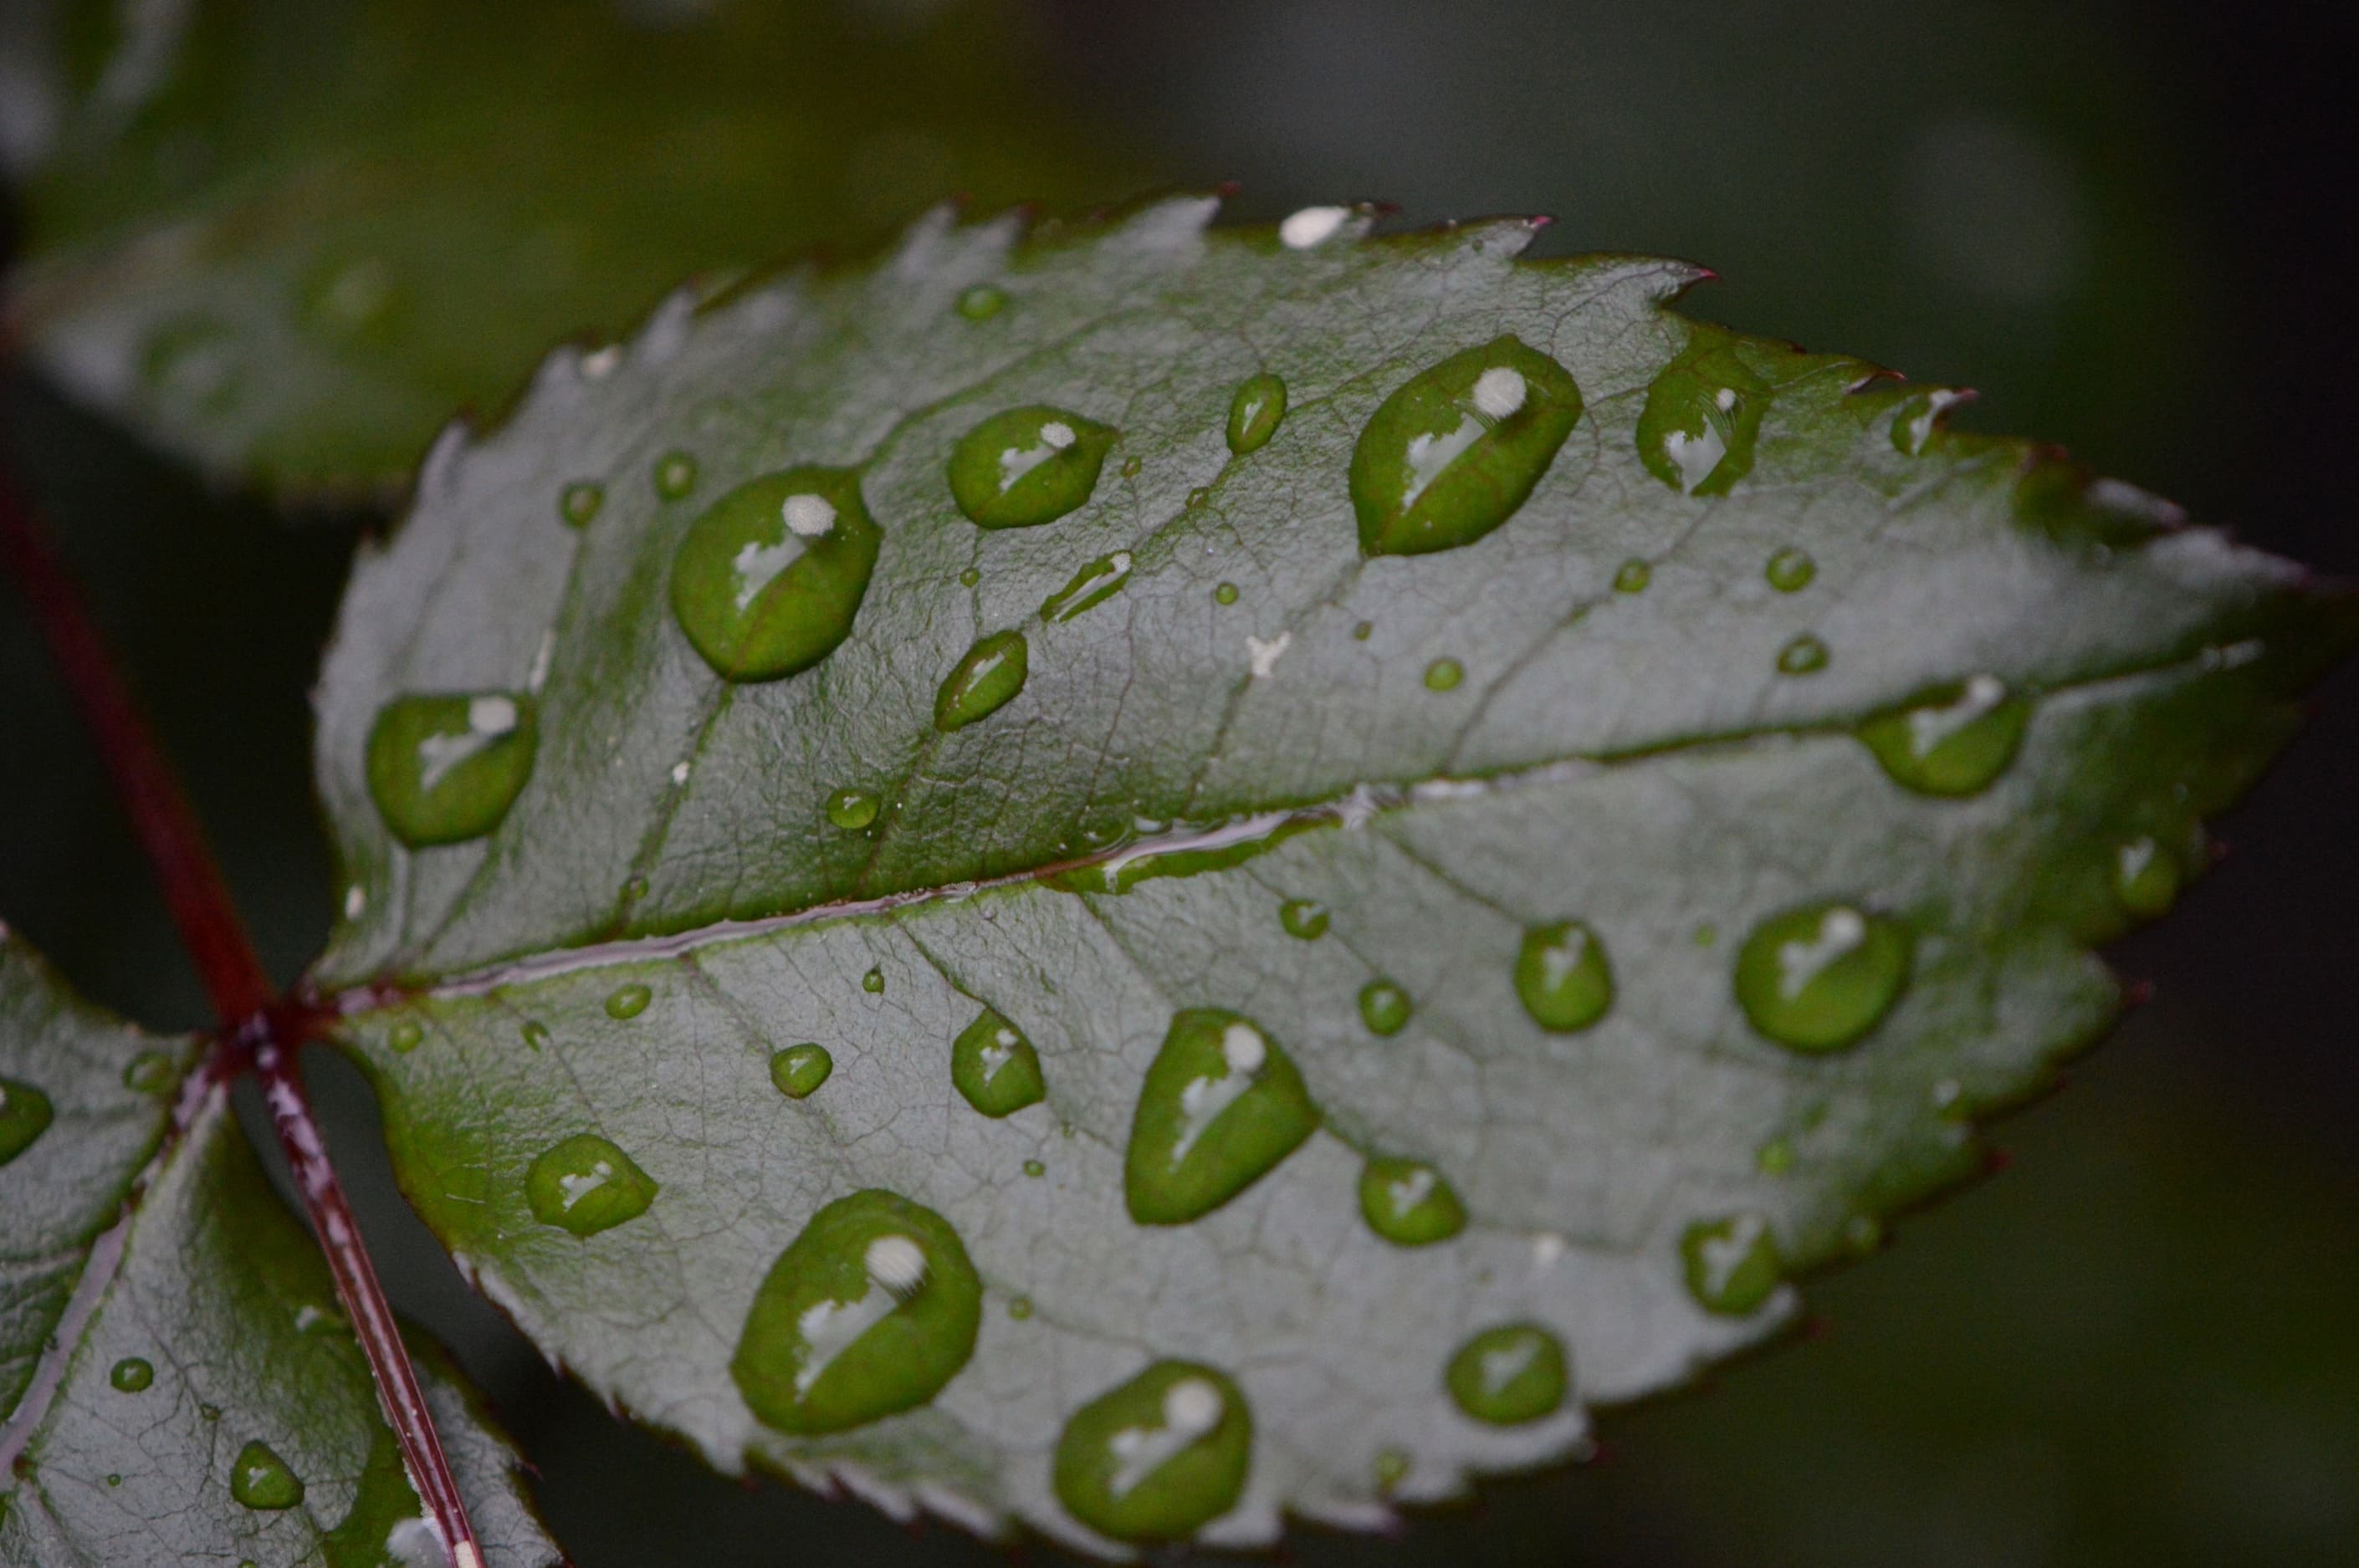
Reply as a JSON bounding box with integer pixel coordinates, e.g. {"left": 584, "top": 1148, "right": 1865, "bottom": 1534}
{"left": 229, "top": 1441, "right": 304, "bottom": 1510}
{"left": 952, "top": 1009, "right": 1046, "bottom": 1118}
{"left": 1124, "top": 1010, "right": 1318, "bottom": 1225}
{"left": 525, "top": 1134, "right": 658, "bottom": 1236}
{"left": 934, "top": 630, "right": 1029, "bottom": 731}
{"left": 1053, "top": 1361, "right": 1251, "bottom": 1541}
{"left": 771, "top": 1044, "right": 834, "bottom": 1099}
{"left": 1226, "top": 373, "right": 1287, "bottom": 455}
{"left": 1446, "top": 1324, "right": 1568, "bottom": 1425}
{"left": 366, "top": 692, "right": 536, "bottom": 848}
{"left": 669, "top": 466, "right": 881, "bottom": 682}
{"left": 1636, "top": 325, "right": 1771, "bottom": 495}
{"left": 949, "top": 406, "right": 1118, "bottom": 529}
{"left": 1734, "top": 901, "right": 1911, "bottom": 1052}
{"left": 1515, "top": 922, "right": 1614, "bottom": 1033}
{"left": 1040, "top": 551, "right": 1132, "bottom": 624}
{"left": 1681, "top": 1213, "right": 1781, "bottom": 1315}
{"left": 1857, "top": 676, "right": 2029, "bottom": 796}
{"left": 1351, "top": 336, "right": 1582, "bottom": 556}
{"left": 1358, "top": 1157, "right": 1466, "bottom": 1247}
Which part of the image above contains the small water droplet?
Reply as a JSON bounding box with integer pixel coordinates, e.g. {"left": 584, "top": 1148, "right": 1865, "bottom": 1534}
{"left": 520, "top": 1020, "right": 550, "bottom": 1050}
{"left": 653, "top": 449, "right": 699, "bottom": 499}
{"left": 1185, "top": 486, "right": 1212, "bottom": 511}
{"left": 1857, "top": 675, "right": 2029, "bottom": 796}
{"left": 1756, "top": 1138, "right": 1794, "bottom": 1175}
{"left": 2114, "top": 836, "right": 2182, "bottom": 917}
{"left": 1636, "top": 325, "right": 1770, "bottom": 495}
{"left": 826, "top": 788, "right": 881, "bottom": 832}
{"left": 1213, "top": 581, "right": 1239, "bottom": 605}
{"left": 366, "top": 692, "right": 536, "bottom": 847}
{"left": 1691, "top": 922, "right": 1718, "bottom": 947}
{"left": 229, "top": 1441, "right": 304, "bottom": 1510}
{"left": 1120, "top": 455, "right": 1144, "bottom": 478}
{"left": 669, "top": 467, "right": 880, "bottom": 682}
{"left": 122, "top": 1050, "right": 177, "bottom": 1094}
{"left": 526, "top": 1134, "right": 658, "bottom": 1236}
{"left": 1125, "top": 1011, "right": 1319, "bottom": 1224}
{"left": 105, "top": 1473, "right": 120, "bottom": 1487}
{"left": 955, "top": 284, "right": 1006, "bottom": 320}
{"left": 952, "top": 1008, "right": 1046, "bottom": 1117}
{"left": 622, "top": 875, "right": 649, "bottom": 901}
{"left": 1515, "top": 922, "right": 1614, "bottom": 1033}
{"left": 1358, "top": 980, "right": 1412, "bottom": 1036}
{"left": 1424, "top": 657, "right": 1464, "bottom": 692}
{"left": 1734, "top": 902, "right": 1911, "bottom": 1052}
{"left": 110, "top": 1356, "right": 153, "bottom": 1393}
{"left": 1053, "top": 1361, "right": 1251, "bottom": 1541}
{"left": 1775, "top": 633, "right": 1829, "bottom": 676}
{"left": 1613, "top": 559, "right": 1651, "bottom": 594}
{"left": 1445, "top": 1324, "right": 1568, "bottom": 1425}
{"left": 731, "top": 1190, "right": 981, "bottom": 1434}
{"left": 560, "top": 481, "right": 604, "bottom": 529}
{"left": 1277, "top": 898, "right": 1328, "bottom": 940}
{"left": 1352, "top": 620, "right": 1374, "bottom": 641}
{"left": 949, "top": 406, "right": 1118, "bottom": 529}
{"left": 1226, "top": 373, "right": 1288, "bottom": 454}
{"left": 605, "top": 983, "right": 652, "bottom": 1020}
{"left": 1374, "top": 1448, "right": 1412, "bottom": 1490}
{"left": 1682, "top": 1213, "right": 1780, "bottom": 1315}
{"left": 1763, "top": 548, "right": 1815, "bottom": 593}
{"left": 770, "top": 1043, "right": 834, "bottom": 1098}
{"left": 1358, "top": 1157, "right": 1465, "bottom": 1246}
{"left": 862, "top": 967, "right": 886, "bottom": 994}
{"left": 958, "top": 565, "right": 981, "bottom": 587}
{"left": 1040, "top": 551, "right": 1132, "bottom": 624}
{"left": 1022, "top": 1159, "right": 1046, "bottom": 1178}
{"left": 1351, "top": 336, "right": 1583, "bottom": 556}
{"left": 934, "top": 630, "right": 1029, "bottom": 731}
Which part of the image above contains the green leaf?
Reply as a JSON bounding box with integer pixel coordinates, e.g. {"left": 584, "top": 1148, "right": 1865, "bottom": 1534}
{"left": 0, "top": 934, "right": 560, "bottom": 1566}
{"left": 304, "top": 197, "right": 2351, "bottom": 1551}
{"left": 2, "top": 0, "right": 1135, "bottom": 498}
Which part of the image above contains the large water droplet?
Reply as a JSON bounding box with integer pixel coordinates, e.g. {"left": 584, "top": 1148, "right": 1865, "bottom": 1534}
{"left": 1040, "top": 551, "right": 1132, "bottom": 624}
{"left": 1358, "top": 980, "right": 1412, "bottom": 1036}
{"left": 229, "top": 1441, "right": 304, "bottom": 1509}
{"left": 730, "top": 1190, "right": 981, "bottom": 1435}
{"left": 934, "top": 630, "right": 1029, "bottom": 731}
{"left": 1351, "top": 336, "right": 1583, "bottom": 556}
{"left": 1358, "top": 1156, "right": 1466, "bottom": 1246}
{"left": 1857, "top": 676, "right": 2029, "bottom": 796}
{"left": 366, "top": 692, "right": 536, "bottom": 848}
{"left": 771, "top": 1044, "right": 834, "bottom": 1099}
{"left": 526, "top": 1134, "right": 658, "bottom": 1236}
{"left": 1515, "top": 922, "right": 1614, "bottom": 1033}
{"left": 1278, "top": 898, "right": 1328, "bottom": 940}
{"left": 1124, "top": 1010, "right": 1319, "bottom": 1224}
{"left": 1226, "top": 373, "right": 1288, "bottom": 455}
{"left": 110, "top": 1356, "right": 153, "bottom": 1393}
{"left": 949, "top": 406, "right": 1118, "bottom": 529}
{"left": 826, "top": 788, "right": 880, "bottom": 830}
{"left": 2114, "top": 836, "right": 2182, "bottom": 917}
{"left": 669, "top": 466, "right": 881, "bottom": 682}
{"left": 1734, "top": 902, "right": 1911, "bottom": 1052}
{"left": 1636, "top": 326, "right": 1771, "bottom": 496}
{"left": 1681, "top": 1213, "right": 1781, "bottom": 1315}
{"left": 1053, "top": 1361, "right": 1251, "bottom": 1541}
{"left": 952, "top": 1008, "right": 1046, "bottom": 1117}
{"left": 1445, "top": 1324, "right": 1568, "bottom": 1425}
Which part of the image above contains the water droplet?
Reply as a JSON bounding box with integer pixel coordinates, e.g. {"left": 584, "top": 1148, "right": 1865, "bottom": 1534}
{"left": 1775, "top": 633, "right": 1829, "bottom": 676}
{"left": 2114, "top": 836, "right": 2182, "bottom": 917}
{"left": 770, "top": 1043, "right": 834, "bottom": 1099}
{"left": 2, "top": 1078, "right": 57, "bottom": 1164}
{"left": 1213, "top": 581, "right": 1239, "bottom": 606}
{"left": 605, "top": 983, "right": 652, "bottom": 1020}
{"left": 731, "top": 1190, "right": 981, "bottom": 1435}
{"left": 1636, "top": 326, "right": 1771, "bottom": 495}
{"left": 1514, "top": 922, "right": 1614, "bottom": 1033}
{"left": 1358, "top": 1157, "right": 1465, "bottom": 1246}
{"left": 1358, "top": 980, "right": 1411, "bottom": 1036}
{"left": 1120, "top": 455, "right": 1143, "bottom": 478}
{"left": 122, "top": 1050, "right": 177, "bottom": 1093}
{"left": 1277, "top": 898, "right": 1328, "bottom": 940}
{"left": 1053, "top": 1361, "right": 1251, "bottom": 1540}
{"left": 1351, "top": 336, "right": 1583, "bottom": 556}
{"left": 1185, "top": 486, "right": 1211, "bottom": 511}
{"left": 862, "top": 968, "right": 886, "bottom": 994}
{"left": 1022, "top": 1159, "right": 1046, "bottom": 1178}
{"left": 1226, "top": 373, "right": 1288, "bottom": 454}
{"left": 668, "top": 466, "right": 881, "bottom": 683}
{"left": 1691, "top": 922, "right": 1718, "bottom": 947}
{"left": 653, "top": 449, "right": 699, "bottom": 499}
{"left": 1734, "top": 902, "right": 1911, "bottom": 1052}
{"left": 621, "top": 876, "right": 649, "bottom": 901}
{"left": 105, "top": 1473, "right": 120, "bottom": 1487}
{"left": 952, "top": 1008, "right": 1046, "bottom": 1117}
{"left": 1857, "top": 676, "right": 2029, "bottom": 796}
{"left": 366, "top": 692, "right": 536, "bottom": 848}
{"left": 957, "top": 565, "right": 982, "bottom": 587}
{"left": 949, "top": 406, "right": 1118, "bottom": 529}
{"left": 826, "top": 788, "right": 881, "bottom": 830}
{"left": 1613, "top": 559, "right": 1651, "bottom": 594}
{"left": 1890, "top": 388, "right": 1971, "bottom": 457}
{"left": 1757, "top": 1138, "right": 1794, "bottom": 1175}
{"left": 934, "top": 630, "right": 1029, "bottom": 731}
{"left": 520, "top": 1020, "right": 550, "bottom": 1050}
{"left": 525, "top": 1134, "right": 658, "bottom": 1236}
{"left": 1125, "top": 1010, "right": 1319, "bottom": 1224}
{"left": 1763, "top": 548, "right": 1815, "bottom": 593}
{"left": 1446, "top": 1324, "right": 1568, "bottom": 1425}
{"left": 1352, "top": 620, "right": 1374, "bottom": 641}
{"left": 1374, "top": 1448, "right": 1412, "bottom": 1490}
{"left": 229, "top": 1441, "right": 304, "bottom": 1510}
{"left": 955, "top": 284, "right": 1006, "bottom": 320}
{"left": 110, "top": 1356, "right": 153, "bottom": 1393}
{"left": 1424, "top": 657, "right": 1464, "bottom": 692}
{"left": 1681, "top": 1214, "right": 1780, "bottom": 1315}
{"left": 559, "top": 481, "right": 604, "bottom": 529}
{"left": 1040, "top": 551, "right": 1132, "bottom": 624}
{"left": 201, "top": 1404, "right": 220, "bottom": 1421}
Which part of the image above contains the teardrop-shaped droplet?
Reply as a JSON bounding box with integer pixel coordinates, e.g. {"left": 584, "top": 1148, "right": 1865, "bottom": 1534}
{"left": 952, "top": 1008, "right": 1046, "bottom": 1118}
{"left": 525, "top": 1134, "right": 658, "bottom": 1236}
{"left": 1040, "top": 551, "right": 1131, "bottom": 624}
{"left": 1636, "top": 325, "right": 1772, "bottom": 496}
{"left": 955, "top": 284, "right": 1006, "bottom": 320}
{"left": 2114, "top": 835, "right": 2183, "bottom": 917}
{"left": 1763, "top": 547, "right": 1815, "bottom": 593}
{"left": 1445, "top": 1323, "right": 1568, "bottom": 1425}
{"left": 229, "top": 1441, "right": 304, "bottom": 1510}
{"left": 730, "top": 1190, "right": 981, "bottom": 1435}
{"left": 1857, "top": 676, "right": 2030, "bottom": 796}
{"left": 1351, "top": 335, "right": 1583, "bottom": 556}
{"left": 1124, "top": 1010, "right": 1319, "bottom": 1224}
{"left": 1358, "top": 1156, "right": 1466, "bottom": 1247}
{"left": 770, "top": 1043, "right": 834, "bottom": 1099}
{"left": 1734, "top": 901, "right": 1911, "bottom": 1052}
{"left": 934, "top": 630, "right": 1029, "bottom": 731}
{"left": 1776, "top": 633, "right": 1829, "bottom": 676}
{"left": 110, "top": 1356, "right": 154, "bottom": 1393}
{"left": 826, "top": 788, "right": 880, "bottom": 830}
{"left": 559, "top": 481, "right": 603, "bottom": 528}
{"left": 1515, "top": 922, "right": 1613, "bottom": 1032}
{"left": 949, "top": 406, "right": 1118, "bottom": 529}
{"left": 1358, "top": 980, "right": 1411, "bottom": 1037}
{"left": 669, "top": 466, "right": 881, "bottom": 682}
{"left": 1053, "top": 1361, "right": 1251, "bottom": 1541}
{"left": 366, "top": 692, "right": 536, "bottom": 848}
{"left": 1681, "top": 1213, "right": 1781, "bottom": 1315}
{"left": 1226, "top": 373, "right": 1288, "bottom": 455}
{"left": 604, "top": 983, "right": 652, "bottom": 1020}
{"left": 653, "top": 448, "right": 699, "bottom": 499}
{"left": 1277, "top": 897, "right": 1328, "bottom": 939}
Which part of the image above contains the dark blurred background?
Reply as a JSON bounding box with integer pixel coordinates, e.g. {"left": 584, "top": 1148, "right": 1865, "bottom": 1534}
{"left": 3, "top": 1, "right": 2355, "bottom": 1563}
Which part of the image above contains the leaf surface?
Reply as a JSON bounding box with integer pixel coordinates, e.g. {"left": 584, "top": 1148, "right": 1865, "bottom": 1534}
{"left": 307, "top": 198, "right": 2351, "bottom": 1551}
